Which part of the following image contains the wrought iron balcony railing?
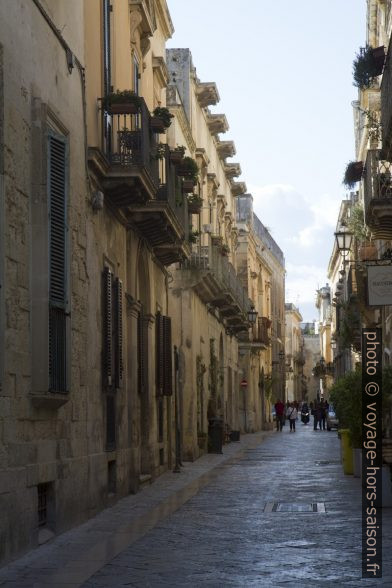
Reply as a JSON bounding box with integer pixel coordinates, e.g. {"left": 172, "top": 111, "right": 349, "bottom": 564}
{"left": 181, "top": 236, "right": 252, "bottom": 329}
{"left": 363, "top": 149, "right": 392, "bottom": 239}
{"left": 381, "top": 37, "right": 392, "bottom": 157}
{"left": 253, "top": 317, "right": 271, "bottom": 346}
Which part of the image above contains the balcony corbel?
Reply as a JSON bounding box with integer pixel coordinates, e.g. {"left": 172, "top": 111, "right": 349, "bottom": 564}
{"left": 196, "top": 82, "right": 220, "bottom": 107}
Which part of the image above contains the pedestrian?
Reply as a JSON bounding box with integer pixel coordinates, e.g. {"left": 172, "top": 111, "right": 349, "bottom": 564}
{"left": 312, "top": 402, "right": 321, "bottom": 431}
{"left": 274, "top": 399, "right": 285, "bottom": 431}
{"left": 286, "top": 402, "right": 298, "bottom": 432}
{"left": 319, "top": 400, "right": 327, "bottom": 430}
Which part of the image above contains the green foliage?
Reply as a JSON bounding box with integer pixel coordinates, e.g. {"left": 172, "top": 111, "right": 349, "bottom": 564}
{"left": 103, "top": 90, "right": 142, "bottom": 108}
{"left": 337, "top": 298, "right": 361, "bottom": 350}
{"left": 353, "top": 45, "right": 381, "bottom": 89}
{"left": 346, "top": 204, "right": 370, "bottom": 242}
{"left": 188, "top": 229, "right": 200, "bottom": 243}
{"left": 343, "top": 161, "right": 363, "bottom": 189}
{"left": 179, "top": 157, "right": 199, "bottom": 184}
{"left": 329, "top": 369, "right": 362, "bottom": 447}
{"left": 152, "top": 107, "right": 174, "bottom": 128}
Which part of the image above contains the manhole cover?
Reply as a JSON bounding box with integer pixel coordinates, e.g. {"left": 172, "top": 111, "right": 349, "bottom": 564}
{"left": 264, "top": 502, "right": 326, "bottom": 513}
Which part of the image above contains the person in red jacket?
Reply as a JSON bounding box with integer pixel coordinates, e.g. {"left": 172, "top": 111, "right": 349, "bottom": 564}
{"left": 275, "top": 399, "right": 285, "bottom": 431}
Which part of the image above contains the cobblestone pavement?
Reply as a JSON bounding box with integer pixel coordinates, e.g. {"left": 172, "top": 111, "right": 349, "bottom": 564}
{"left": 1, "top": 426, "right": 391, "bottom": 587}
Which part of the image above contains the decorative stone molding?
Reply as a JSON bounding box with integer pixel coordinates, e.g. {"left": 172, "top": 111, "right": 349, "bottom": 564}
{"left": 206, "top": 113, "right": 229, "bottom": 135}
{"left": 195, "top": 147, "right": 210, "bottom": 168}
{"left": 167, "top": 102, "right": 196, "bottom": 153}
{"left": 224, "top": 163, "right": 241, "bottom": 179}
{"left": 129, "top": 8, "right": 143, "bottom": 46}
{"left": 152, "top": 55, "right": 169, "bottom": 88}
{"left": 154, "top": 0, "right": 174, "bottom": 39}
{"left": 126, "top": 294, "right": 142, "bottom": 318}
{"left": 195, "top": 82, "right": 220, "bottom": 107}
{"left": 207, "top": 172, "right": 220, "bottom": 191}
{"left": 231, "top": 181, "right": 247, "bottom": 196}
{"left": 129, "top": 0, "right": 156, "bottom": 37}
{"left": 216, "top": 140, "right": 236, "bottom": 159}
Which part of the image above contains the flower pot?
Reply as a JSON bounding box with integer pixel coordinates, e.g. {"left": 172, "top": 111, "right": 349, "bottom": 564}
{"left": 182, "top": 180, "right": 195, "bottom": 193}
{"left": 359, "top": 245, "right": 377, "bottom": 261}
{"left": 107, "top": 103, "right": 139, "bottom": 115}
{"left": 187, "top": 197, "right": 202, "bottom": 213}
{"left": 170, "top": 151, "right": 184, "bottom": 164}
{"left": 150, "top": 117, "right": 166, "bottom": 133}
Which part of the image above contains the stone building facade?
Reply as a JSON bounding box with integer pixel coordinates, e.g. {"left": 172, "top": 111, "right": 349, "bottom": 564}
{"left": 284, "top": 303, "right": 304, "bottom": 402}
{"left": 236, "top": 194, "right": 286, "bottom": 425}
{"left": 0, "top": 0, "right": 287, "bottom": 565}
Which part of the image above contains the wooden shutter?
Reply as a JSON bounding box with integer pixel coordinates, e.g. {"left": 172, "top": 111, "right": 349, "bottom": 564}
{"left": 138, "top": 310, "right": 148, "bottom": 394}
{"left": 103, "top": 0, "right": 112, "bottom": 95}
{"left": 156, "top": 313, "right": 164, "bottom": 396}
{"left": 103, "top": 267, "right": 113, "bottom": 387}
{"left": 114, "top": 277, "right": 123, "bottom": 388}
{"left": 48, "top": 132, "right": 68, "bottom": 393}
{"left": 163, "top": 316, "right": 173, "bottom": 396}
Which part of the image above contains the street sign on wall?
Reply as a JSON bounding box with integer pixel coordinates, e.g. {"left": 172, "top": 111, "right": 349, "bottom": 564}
{"left": 367, "top": 265, "right": 392, "bottom": 306}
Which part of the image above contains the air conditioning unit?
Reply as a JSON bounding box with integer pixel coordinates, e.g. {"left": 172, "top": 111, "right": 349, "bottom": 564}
{"left": 203, "top": 224, "right": 212, "bottom": 233}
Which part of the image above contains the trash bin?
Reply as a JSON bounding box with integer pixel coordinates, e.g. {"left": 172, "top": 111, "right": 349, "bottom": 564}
{"left": 340, "top": 428, "right": 353, "bottom": 475}
{"left": 208, "top": 418, "right": 223, "bottom": 454}
{"left": 229, "top": 430, "right": 240, "bottom": 442}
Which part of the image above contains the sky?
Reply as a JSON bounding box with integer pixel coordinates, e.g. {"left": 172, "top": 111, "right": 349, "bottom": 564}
{"left": 166, "top": 0, "right": 366, "bottom": 322}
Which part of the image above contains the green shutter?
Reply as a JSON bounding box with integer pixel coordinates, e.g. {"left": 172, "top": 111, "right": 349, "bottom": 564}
{"left": 156, "top": 313, "right": 164, "bottom": 396}
{"left": 48, "top": 131, "right": 68, "bottom": 393}
{"left": 163, "top": 316, "right": 172, "bottom": 396}
{"left": 114, "top": 277, "right": 123, "bottom": 388}
{"left": 103, "top": 267, "right": 113, "bottom": 387}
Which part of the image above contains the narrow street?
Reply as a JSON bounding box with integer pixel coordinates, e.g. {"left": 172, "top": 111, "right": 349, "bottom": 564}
{"left": 1, "top": 425, "right": 391, "bottom": 587}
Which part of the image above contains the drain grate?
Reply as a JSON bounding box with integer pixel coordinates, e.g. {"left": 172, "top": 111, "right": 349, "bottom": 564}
{"left": 264, "top": 502, "right": 326, "bottom": 513}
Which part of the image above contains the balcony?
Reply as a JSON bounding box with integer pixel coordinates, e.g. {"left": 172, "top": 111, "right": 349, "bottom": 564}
{"left": 88, "top": 99, "right": 190, "bottom": 264}
{"left": 133, "top": 145, "right": 191, "bottom": 265}
{"left": 88, "top": 98, "right": 159, "bottom": 206}
{"left": 381, "top": 38, "right": 392, "bottom": 158}
{"left": 363, "top": 149, "right": 392, "bottom": 239}
{"left": 178, "top": 236, "right": 252, "bottom": 332}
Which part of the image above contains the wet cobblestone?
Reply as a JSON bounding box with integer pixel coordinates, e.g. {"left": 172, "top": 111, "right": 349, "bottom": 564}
{"left": 1, "top": 427, "right": 391, "bottom": 587}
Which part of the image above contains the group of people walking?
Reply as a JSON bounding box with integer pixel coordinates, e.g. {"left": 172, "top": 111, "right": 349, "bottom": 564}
{"left": 274, "top": 400, "right": 298, "bottom": 432}
{"left": 274, "top": 399, "right": 329, "bottom": 432}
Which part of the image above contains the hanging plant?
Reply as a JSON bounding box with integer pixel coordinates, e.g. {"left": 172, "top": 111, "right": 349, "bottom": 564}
{"left": 178, "top": 156, "right": 199, "bottom": 184}
{"left": 353, "top": 45, "right": 385, "bottom": 89}
{"left": 346, "top": 203, "right": 370, "bottom": 242}
{"left": 152, "top": 107, "right": 174, "bottom": 128}
{"left": 343, "top": 161, "right": 364, "bottom": 188}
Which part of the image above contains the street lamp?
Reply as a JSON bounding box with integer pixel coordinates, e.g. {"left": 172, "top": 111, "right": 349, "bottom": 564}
{"left": 334, "top": 226, "right": 354, "bottom": 256}
{"left": 247, "top": 305, "right": 258, "bottom": 324}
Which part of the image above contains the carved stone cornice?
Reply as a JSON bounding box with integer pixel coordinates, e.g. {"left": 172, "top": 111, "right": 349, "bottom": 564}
{"left": 129, "top": 0, "right": 156, "bottom": 37}
{"left": 154, "top": 0, "right": 174, "bottom": 40}
{"left": 216, "top": 140, "right": 236, "bottom": 159}
{"left": 224, "top": 163, "right": 241, "bottom": 179}
{"left": 195, "top": 82, "right": 220, "bottom": 108}
{"left": 207, "top": 173, "right": 220, "bottom": 191}
{"left": 231, "top": 181, "right": 247, "bottom": 196}
{"left": 206, "top": 113, "right": 229, "bottom": 135}
{"left": 152, "top": 55, "right": 169, "bottom": 88}
{"left": 126, "top": 294, "right": 142, "bottom": 318}
{"left": 195, "top": 147, "right": 210, "bottom": 168}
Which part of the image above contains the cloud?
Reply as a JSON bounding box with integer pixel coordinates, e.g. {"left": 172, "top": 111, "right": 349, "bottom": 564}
{"left": 247, "top": 183, "right": 340, "bottom": 320}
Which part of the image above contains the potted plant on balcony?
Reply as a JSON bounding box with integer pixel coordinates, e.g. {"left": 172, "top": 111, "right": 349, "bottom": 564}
{"left": 178, "top": 156, "right": 199, "bottom": 183}
{"left": 188, "top": 229, "right": 200, "bottom": 243}
{"left": 102, "top": 90, "right": 143, "bottom": 114}
{"left": 187, "top": 193, "right": 203, "bottom": 213}
{"left": 353, "top": 45, "right": 385, "bottom": 88}
{"left": 169, "top": 145, "right": 186, "bottom": 164}
{"left": 152, "top": 142, "right": 166, "bottom": 161}
{"left": 150, "top": 106, "right": 174, "bottom": 133}
{"left": 182, "top": 179, "right": 195, "bottom": 194}
{"left": 343, "top": 160, "right": 364, "bottom": 188}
